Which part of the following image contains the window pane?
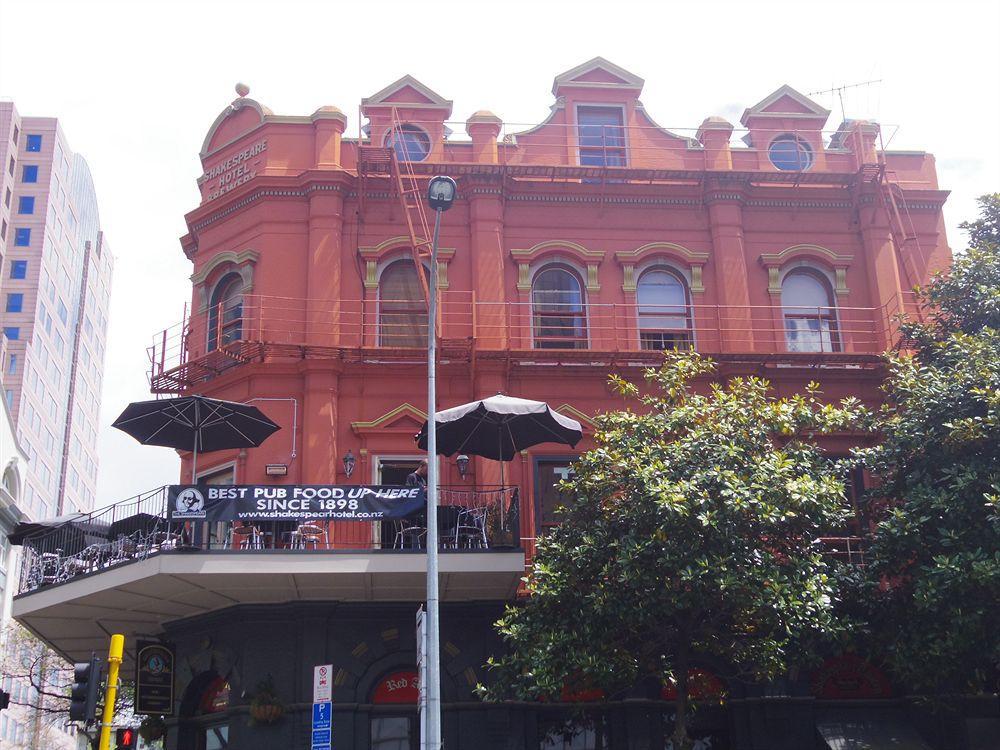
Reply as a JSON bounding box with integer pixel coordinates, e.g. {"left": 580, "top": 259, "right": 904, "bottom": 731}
{"left": 532, "top": 268, "right": 586, "bottom": 349}
{"left": 6, "top": 294, "right": 23, "bottom": 313}
{"left": 781, "top": 271, "right": 832, "bottom": 311}
{"left": 26, "top": 134, "right": 42, "bottom": 152}
{"left": 204, "top": 725, "right": 229, "bottom": 750}
{"left": 578, "top": 107, "right": 626, "bottom": 167}
{"left": 380, "top": 261, "right": 426, "bottom": 347}
{"left": 3, "top": 327, "right": 19, "bottom": 341}
{"left": 207, "top": 276, "right": 244, "bottom": 351}
{"left": 17, "top": 196, "right": 34, "bottom": 214}
{"left": 371, "top": 716, "right": 412, "bottom": 750}
{"left": 21, "top": 165, "right": 38, "bottom": 183}
{"left": 768, "top": 136, "right": 812, "bottom": 171}
{"left": 386, "top": 126, "right": 430, "bottom": 163}
{"left": 536, "top": 459, "right": 576, "bottom": 524}
{"left": 14, "top": 228, "right": 30, "bottom": 246}
{"left": 10, "top": 261, "right": 27, "bottom": 279}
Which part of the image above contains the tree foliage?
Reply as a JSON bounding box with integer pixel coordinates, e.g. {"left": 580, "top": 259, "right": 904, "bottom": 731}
{"left": 486, "top": 352, "right": 866, "bottom": 749}
{"left": 860, "top": 193, "right": 1000, "bottom": 693}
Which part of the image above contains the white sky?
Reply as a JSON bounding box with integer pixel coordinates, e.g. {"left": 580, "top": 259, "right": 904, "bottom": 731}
{"left": 0, "top": 0, "right": 998, "bottom": 505}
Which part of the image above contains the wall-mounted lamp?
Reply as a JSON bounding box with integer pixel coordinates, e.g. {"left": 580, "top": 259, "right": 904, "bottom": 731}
{"left": 456, "top": 454, "right": 470, "bottom": 479}
{"left": 343, "top": 450, "right": 356, "bottom": 478}
{"left": 265, "top": 464, "right": 288, "bottom": 477}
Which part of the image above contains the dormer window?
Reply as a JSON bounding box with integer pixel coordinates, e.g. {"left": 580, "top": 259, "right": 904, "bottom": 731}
{"left": 768, "top": 135, "right": 813, "bottom": 171}
{"left": 386, "top": 124, "right": 431, "bottom": 162}
{"left": 577, "top": 106, "right": 626, "bottom": 167}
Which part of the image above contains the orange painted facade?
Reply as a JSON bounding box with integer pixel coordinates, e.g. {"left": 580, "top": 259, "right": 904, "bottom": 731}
{"left": 159, "top": 57, "right": 951, "bottom": 552}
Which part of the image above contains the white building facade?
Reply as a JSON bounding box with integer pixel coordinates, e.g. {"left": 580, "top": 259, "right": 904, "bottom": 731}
{"left": 0, "top": 101, "right": 112, "bottom": 750}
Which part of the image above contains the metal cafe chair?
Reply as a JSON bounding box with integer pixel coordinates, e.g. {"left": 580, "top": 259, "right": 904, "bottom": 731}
{"left": 232, "top": 524, "right": 265, "bottom": 550}
{"left": 295, "top": 523, "right": 329, "bottom": 550}
{"left": 454, "top": 505, "right": 489, "bottom": 549}
{"left": 393, "top": 519, "right": 426, "bottom": 550}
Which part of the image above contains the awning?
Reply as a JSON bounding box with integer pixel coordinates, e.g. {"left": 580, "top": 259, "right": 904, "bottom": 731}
{"left": 818, "top": 709, "right": 932, "bottom": 750}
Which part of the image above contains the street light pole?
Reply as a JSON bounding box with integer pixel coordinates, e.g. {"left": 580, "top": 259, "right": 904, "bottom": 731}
{"left": 425, "top": 205, "right": 442, "bottom": 750}
{"left": 424, "top": 175, "right": 456, "bottom": 750}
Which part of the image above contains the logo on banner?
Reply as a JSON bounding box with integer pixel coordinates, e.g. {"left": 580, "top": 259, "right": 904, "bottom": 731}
{"left": 173, "top": 487, "right": 206, "bottom": 518}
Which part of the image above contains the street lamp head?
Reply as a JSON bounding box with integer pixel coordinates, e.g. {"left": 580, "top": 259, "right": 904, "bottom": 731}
{"left": 456, "top": 454, "right": 470, "bottom": 479}
{"left": 427, "top": 176, "right": 457, "bottom": 211}
{"left": 342, "top": 450, "right": 356, "bottom": 478}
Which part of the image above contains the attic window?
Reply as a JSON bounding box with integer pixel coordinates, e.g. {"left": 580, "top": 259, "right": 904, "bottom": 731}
{"left": 768, "top": 135, "right": 813, "bottom": 171}
{"left": 386, "top": 124, "right": 431, "bottom": 162}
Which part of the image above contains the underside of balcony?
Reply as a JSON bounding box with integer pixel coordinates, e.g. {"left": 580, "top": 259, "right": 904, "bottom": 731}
{"left": 13, "top": 548, "right": 524, "bottom": 666}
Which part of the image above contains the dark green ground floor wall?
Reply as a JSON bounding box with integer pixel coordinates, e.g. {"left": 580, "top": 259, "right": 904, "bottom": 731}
{"left": 158, "top": 601, "right": 997, "bottom": 750}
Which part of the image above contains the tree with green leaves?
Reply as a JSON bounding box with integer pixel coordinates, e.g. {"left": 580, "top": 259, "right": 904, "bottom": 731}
{"left": 859, "top": 193, "right": 1000, "bottom": 693}
{"left": 485, "top": 352, "right": 866, "bottom": 749}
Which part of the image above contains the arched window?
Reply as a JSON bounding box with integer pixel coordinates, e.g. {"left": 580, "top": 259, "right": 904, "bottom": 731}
{"left": 782, "top": 269, "right": 839, "bottom": 352}
{"left": 207, "top": 274, "right": 243, "bottom": 352}
{"left": 379, "top": 259, "right": 426, "bottom": 347}
{"left": 636, "top": 268, "right": 692, "bottom": 350}
{"left": 385, "top": 124, "right": 431, "bottom": 163}
{"left": 768, "top": 135, "right": 813, "bottom": 171}
{"left": 532, "top": 265, "right": 587, "bottom": 349}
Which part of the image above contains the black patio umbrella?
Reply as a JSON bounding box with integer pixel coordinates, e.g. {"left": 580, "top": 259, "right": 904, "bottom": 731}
{"left": 108, "top": 513, "right": 163, "bottom": 540}
{"left": 415, "top": 394, "right": 583, "bottom": 464}
{"left": 113, "top": 395, "right": 280, "bottom": 482}
{"left": 8, "top": 512, "right": 110, "bottom": 546}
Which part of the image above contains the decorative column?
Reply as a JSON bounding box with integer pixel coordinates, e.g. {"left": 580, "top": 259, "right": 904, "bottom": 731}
{"left": 858, "top": 193, "right": 904, "bottom": 350}
{"left": 306, "top": 183, "right": 346, "bottom": 346}
{"left": 705, "top": 179, "right": 755, "bottom": 352}
{"left": 465, "top": 111, "right": 502, "bottom": 165}
{"left": 311, "top": 107, "right": 348, "bottom": 167}
{"left": 696, "top": 116, "right": 734, "bottom": 171}
{"left": 467, "top": 176, "right": 507, "bottom": 349}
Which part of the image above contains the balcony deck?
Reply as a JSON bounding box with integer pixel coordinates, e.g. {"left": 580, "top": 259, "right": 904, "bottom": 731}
{"left": 148, "top": 294, "right": 917, "bottom": 392}
{"left": 12, "top": 486, "right": 525, "bottom": 665}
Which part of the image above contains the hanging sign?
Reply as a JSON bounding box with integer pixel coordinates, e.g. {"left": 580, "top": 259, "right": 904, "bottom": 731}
{"left": 135, "top": 641, "right": 175, "bottom": 716}
{"left": 167, "top": 485, "right": 425, "bottom": 522}
{"left": 372, "top": 670, "right": 420, "bottom": 704}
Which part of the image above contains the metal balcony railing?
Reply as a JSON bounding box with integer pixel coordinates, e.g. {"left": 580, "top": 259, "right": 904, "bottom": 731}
{"left": 16, "top": 485, "right": 521, "bottom": 595}
{"left": 148, "top": 292, "right": 920, "bottom": 392}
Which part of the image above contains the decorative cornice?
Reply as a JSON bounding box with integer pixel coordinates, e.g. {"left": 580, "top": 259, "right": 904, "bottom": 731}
{"left": 510, "top": 240, "right": 605, "bottom": 262}
{"left": 615, "top": 242, "right": 709, "bottom": 265}
{"left": 189, "top": 184, "right": 343, "bottom": 232}
{"left": 351, "top": 402, "right": 427, "bottom": 435}
{"left": 760, "top": 244, "right": 853, "bottom": 296}
{"left": 616, "top": 242, "right": 709, "bottom": 293}
{"left": 190, "top": 249, "right": 259, "bottom": 285}
{"left": 759, "top": 244, "right": 853, "bottom": 269}
{"left": 553, "top": 403, "right": 597, "bottom": 432}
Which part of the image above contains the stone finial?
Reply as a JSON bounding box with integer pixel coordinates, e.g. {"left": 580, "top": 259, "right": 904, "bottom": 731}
{"left": 235, "top": 82, "right": 250, "bottom": 98}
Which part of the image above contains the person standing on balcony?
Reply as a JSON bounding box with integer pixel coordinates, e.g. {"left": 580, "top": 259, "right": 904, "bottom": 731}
{"left": 406, "top": 460, "right": 428, "bottom": 488}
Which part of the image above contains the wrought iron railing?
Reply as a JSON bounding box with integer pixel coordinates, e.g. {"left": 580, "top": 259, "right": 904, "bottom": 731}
{"left": 16, "top": 485, "right": 520, "bottom": 595}
{"left": 148, "top": 293, "right": 921, "bottom": 392}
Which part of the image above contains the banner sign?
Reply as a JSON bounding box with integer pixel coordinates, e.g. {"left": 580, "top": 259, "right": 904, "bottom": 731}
{"left": 135, "top": 640, "right": 175, "bottom": 716}
{"left": 167, "top": 485, "right": 425, "bottom": 522}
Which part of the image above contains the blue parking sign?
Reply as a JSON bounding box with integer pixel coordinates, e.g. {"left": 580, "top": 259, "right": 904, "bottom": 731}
{"left": 312, "top": 701, "right": 332, "bottom": 748}
{"left": 312, "top": 701, "right": 332, "bottom": 730}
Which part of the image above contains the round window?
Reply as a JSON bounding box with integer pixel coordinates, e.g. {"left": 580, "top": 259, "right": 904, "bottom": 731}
{"left": 768, "top": 136, "right": 813, "bottom": 171}
{"left": 386, "top": 125, "right": 431, "bottom": 162}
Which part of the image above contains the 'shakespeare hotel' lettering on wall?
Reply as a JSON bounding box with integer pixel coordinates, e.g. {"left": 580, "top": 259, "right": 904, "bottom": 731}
{"left": 197, "top": 139, "right": 267, "bottom": 201}
{"left": 168, "top": 484, "right": 425, "bottom": 522}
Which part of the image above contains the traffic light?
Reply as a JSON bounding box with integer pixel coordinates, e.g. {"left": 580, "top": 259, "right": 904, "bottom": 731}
{"left": 115, "top": 726, "right": 138, "bottom": 749}
{"left": 69, "top": 655, "right": 102, "bottom": 722}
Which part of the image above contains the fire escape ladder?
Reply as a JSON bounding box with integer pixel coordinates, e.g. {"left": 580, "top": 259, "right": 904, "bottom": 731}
{"left": 388, "top": 107, "right": 433, "bottom": 304}
{"left": 879, "top": 171, "right": 923, "bottom": 305}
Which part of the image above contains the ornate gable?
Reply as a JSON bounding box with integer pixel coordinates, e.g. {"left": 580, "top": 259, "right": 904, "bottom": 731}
{"left": 740, "top": 84, "right": 830, "bottom": 126}
{"left": 362, "top": 75, "right": 453, "bottom": 115}
{"left": 552, "top": 57, "right": 644, "bottom": 96}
